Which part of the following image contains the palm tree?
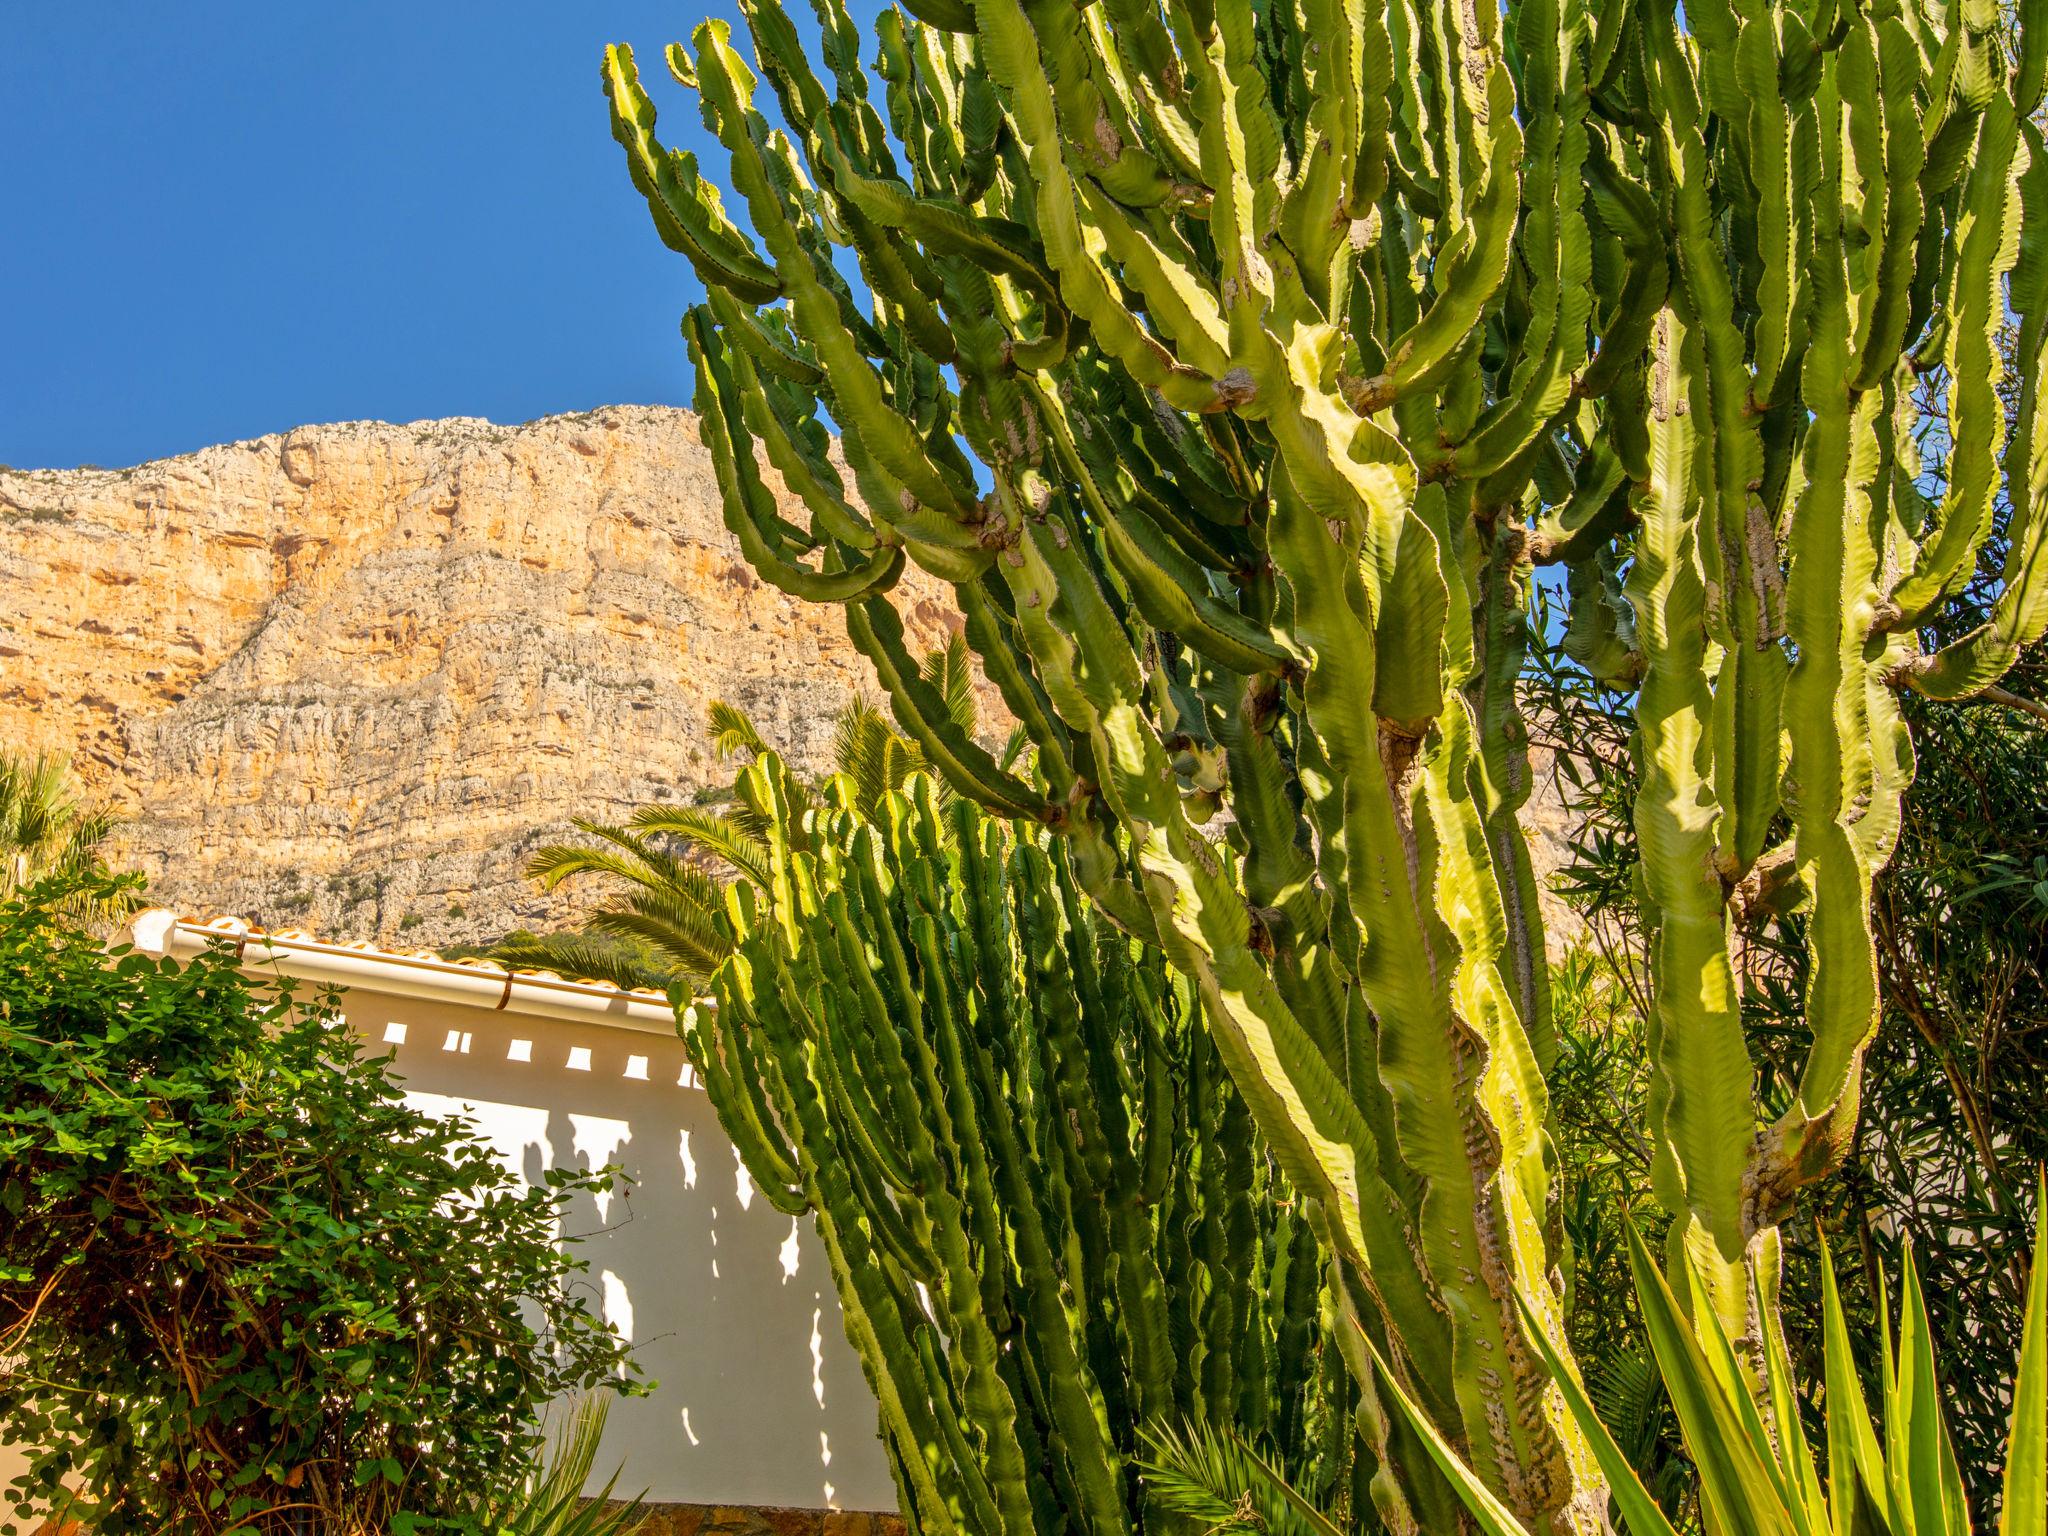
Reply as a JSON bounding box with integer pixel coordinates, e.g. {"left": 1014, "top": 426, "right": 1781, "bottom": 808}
{"left": 0, "top": 752, "right": 133, "bottom": 917}
{"left": 486, "top": 636, "right": 994, "bottom": 991}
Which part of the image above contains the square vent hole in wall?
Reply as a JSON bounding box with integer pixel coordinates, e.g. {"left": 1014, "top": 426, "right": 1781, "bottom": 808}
{"left": 507, "top": 1038, "right": 533, "bottom": 1063}
{"left": 382, "top": 1022, "right": 408, "bottom": 1046}
{"left": 566, "top": 1045, "right": 592, "bottom": 1072}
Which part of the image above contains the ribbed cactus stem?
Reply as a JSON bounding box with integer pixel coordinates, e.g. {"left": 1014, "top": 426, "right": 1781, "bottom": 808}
{"left": 684, "top": 757, "right": 1355, "bottom": 1532}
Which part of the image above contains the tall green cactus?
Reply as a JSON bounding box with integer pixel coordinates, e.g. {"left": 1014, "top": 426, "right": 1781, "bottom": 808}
{"left": 608, "top": 0, "right": 2048, "bottom": 1523}
{"left": 685, "top": 757, "right": 1358, "bottom": 1533}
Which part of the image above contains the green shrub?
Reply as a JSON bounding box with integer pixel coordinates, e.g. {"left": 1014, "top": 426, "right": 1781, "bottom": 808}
{"left": 0, "top": 873, "right": 642, "bottom": 1534}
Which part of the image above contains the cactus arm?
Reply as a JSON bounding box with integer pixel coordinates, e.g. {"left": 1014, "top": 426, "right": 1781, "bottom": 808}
{"left": 968, "top": 0, "right": 1223, "bottom": 409}
{"left": 1887, "top": 94, "right": 2024, "bottom": 624}
{"left": 602, "top": 44, "right": 783, "bottom": 303}
{"left": 722, "top": 340, "right": 879, "bottom": 551}
{"left": 687, "top": 312, "right": 908, "bottom": 604}
{"left": 1622, "top": 310, "right": 1755, "bottom": 1333}
{"left": 1000, "top": 494, "right": 1460, "bottom": 1415}
{"left": 1452, "top": 0, "right": 1593, "bottom": 482}
{"left": 955, "top": 578, "right": 1081, "bottom": 796}
{"left": 810, "top": 132, "right": 1073, "bottom": 371}
{"left": 1531, "top": 438, "right": 1631, "bottom": 564}
{"left": 1735, "top": 17, "right": 1802, "bottom": 413}
{"left": 1760, "top": 202, "right": 1893, "bottom": 1229}
{"left": 837, "top": 826, "right": 1051, "bottom": 1535}
{"left": 1026, "top": 846, "right": 1177, "bottom": 1426}
{"left": 679, "top": 993, "right": 809, "bottom": 1213}
{"left": 1644, "top": 3, "right": 1787, "bottom": 885}
{"left": 1361, "top": 71, "right": 1525, "bottom": 409}
{"left": 1915, "top": 120, "right": 2048, "bottom": 694}
{"left": 810, "top": 968, "right": 921, "bottom": 1197}
{"left": 716, "top": 938, "right": 971, "bottom": 1533}
{"left": 1466, "top": 521, "right": 1556, "bottom": 1070}
{"left": 1848, "top": 18, "right": 1928, "bottom": 391}
{"left": 1264, "top": 454, "right": 1603, "bottom": 1514}
{"left": 1031, "top": 386, "right": 1294, "bottom": 677}
{"left": 1576, "top": 143, "right": 1669, "bottom": 403}
{"left": 689, "top": 22, "right": 979, "bottom": 519}
{"left": 845, "top": 594, "right": 1047, "bottom": 818}
{"left": 900, "top": 907, "right": 1043, "bottom": 1536}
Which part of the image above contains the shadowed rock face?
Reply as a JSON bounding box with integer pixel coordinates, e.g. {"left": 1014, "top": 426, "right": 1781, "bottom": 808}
{"left": 0, "top": 406, "right": 979, "bottom": 948}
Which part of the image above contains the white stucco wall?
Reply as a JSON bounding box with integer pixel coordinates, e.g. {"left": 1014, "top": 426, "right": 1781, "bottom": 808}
{"left": 356, "top": 991, "right": 896, "bottom": 1511}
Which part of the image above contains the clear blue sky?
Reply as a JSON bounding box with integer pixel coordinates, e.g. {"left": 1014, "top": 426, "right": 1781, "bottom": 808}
{"left": 1, "top": 5, "right": 798, "bottom": 470}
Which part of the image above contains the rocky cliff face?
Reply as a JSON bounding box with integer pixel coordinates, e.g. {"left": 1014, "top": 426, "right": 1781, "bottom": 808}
{"left": 0, "top": 407, "right": 975, "bottom": 947}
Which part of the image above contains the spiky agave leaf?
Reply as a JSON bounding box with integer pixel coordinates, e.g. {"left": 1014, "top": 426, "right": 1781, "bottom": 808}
{"left": 473, "top": 1396, "right": 648, "bottom": 1536}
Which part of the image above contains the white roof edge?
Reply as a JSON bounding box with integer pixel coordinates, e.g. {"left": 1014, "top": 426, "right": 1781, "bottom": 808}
{"left": 128, "top": 909, "right": 690, "bottom": 1036}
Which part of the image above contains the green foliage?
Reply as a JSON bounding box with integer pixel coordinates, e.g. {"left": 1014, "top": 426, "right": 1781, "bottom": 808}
{"left": 607, "top": 0, "right": 2048, "bottom": 1521}
{"left": 0, "top": 753, "right": 132, "bottom": 922}
{"left": 0, "top": 873, "right": 640, "bottom": 1534}
{"left": 1138, "top": 1422, "right": 1344, "bottom": 1536}
{"left": 686, "top": 759, "right": 1360, "bottom": 1534}
{"left": 1381, "top": 1205, "right": 2048, "bottom": 1536}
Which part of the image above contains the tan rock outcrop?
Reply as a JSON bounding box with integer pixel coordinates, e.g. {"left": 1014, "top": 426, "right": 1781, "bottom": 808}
{"left": 0, "top": 406, "right": 978, "bottom": 947}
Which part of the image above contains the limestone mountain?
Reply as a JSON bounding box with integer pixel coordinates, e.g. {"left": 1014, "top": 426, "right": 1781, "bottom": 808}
{"left": 0, "top": 406, "right": 978, "bottom": 947}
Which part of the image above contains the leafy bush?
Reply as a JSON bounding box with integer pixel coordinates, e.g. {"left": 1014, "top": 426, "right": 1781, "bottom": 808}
{"left": 0, "top": 873, "right": 641, "bottom": 1534}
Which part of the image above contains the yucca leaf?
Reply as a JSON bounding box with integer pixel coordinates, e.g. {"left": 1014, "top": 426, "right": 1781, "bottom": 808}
{"left": 2002, "top": 1179, "right": 2047, "bottom": 1536}
{"left": 1891, "top": 1246, "right": 1971, "bottom": 1536}
{"left": 1622, "top": 1225, "right": 1802, "bottom": 1536}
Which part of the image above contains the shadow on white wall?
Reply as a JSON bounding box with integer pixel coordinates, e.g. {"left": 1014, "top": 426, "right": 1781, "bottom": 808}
{"left": 372, "top": 1006, "right": 895, "bottom": 1511}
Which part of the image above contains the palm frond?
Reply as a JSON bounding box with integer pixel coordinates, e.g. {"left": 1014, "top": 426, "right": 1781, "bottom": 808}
{"left": 832, "top": 698, "right": 930, "bottom": 818}
{"left": 0, "top": 751, "right": 131, "bottom": 914}
{"left": 1589, "top": 1347, "right": 1666, "bottom": 1474}
{"left": 1138, "top": 1422, "right": 1345, "bottom": 1536}
{"left": 919, "top": 632, "right": 977, "bottom": 735}
{"left": 485, "top": 932, "right": 678, "bottom": 991}
{"left": 524, "top": 841, "right": 672, "bottom": 894}
{"left": 626, "top": 805, "right": 772, "bottom": 886}
{"left": 707, "top": 700, "right": 768, "bottom": 762}
{"left": 588, "top": 903, "right": 731, "bottom": 973}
